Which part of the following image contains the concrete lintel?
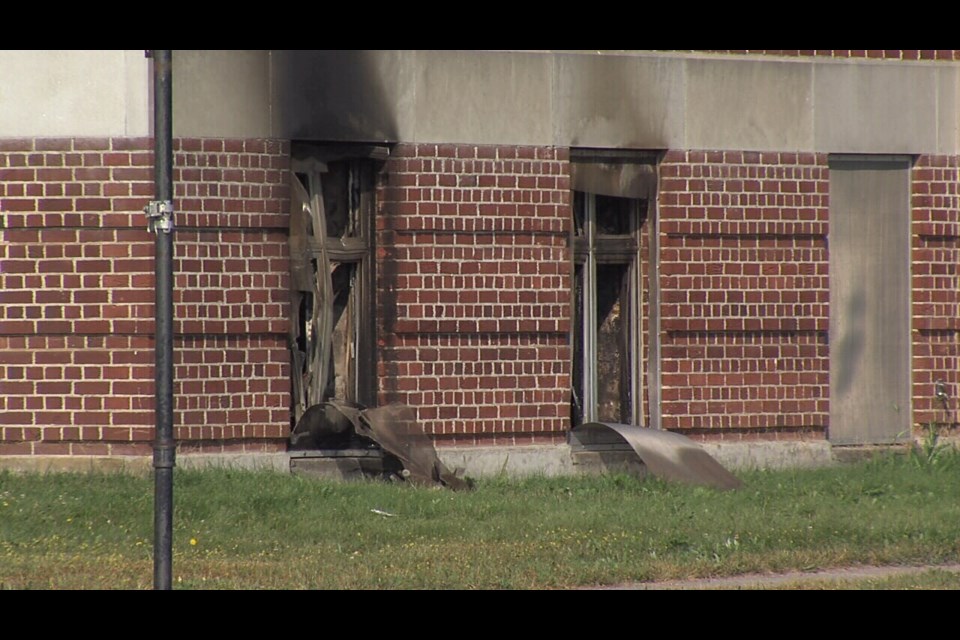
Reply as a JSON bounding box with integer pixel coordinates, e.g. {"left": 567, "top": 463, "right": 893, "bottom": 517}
{"left": 553, "top": 52, "right": 685, "bottom": 149}
{"left": 155, "top": 50, "right": 960, "bottom": 156}
{"left": 0, "top": 50, "right": 150, "bottom": 138}
{"left": 269, "top": 49, "right": 412, "bottom": 143}
{"left": 173, "top": 50, "right": 272, "bottom": 139}
{"left": 814, "top": 61, "right": 939, "bottom": 153}
{"left": 685, "top": 57, "right": 813, "bottom": 152}
{"left": 936, "top": 65, "right": 960, "bottom": 155}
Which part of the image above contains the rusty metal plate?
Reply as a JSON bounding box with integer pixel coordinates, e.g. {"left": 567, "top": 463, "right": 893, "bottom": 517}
{"left": 292, "top": 401, "right": 471, "bottom": 490}
{"left": 359, "top": 404, "right": 471, "bottom": 491}
{"left": 571, "top": 423, "right": 743, "bottom": 490}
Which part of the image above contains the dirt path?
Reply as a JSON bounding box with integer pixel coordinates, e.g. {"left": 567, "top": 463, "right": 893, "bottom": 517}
{"left": 587, "top": 563, "right": 960, "bottom": 590}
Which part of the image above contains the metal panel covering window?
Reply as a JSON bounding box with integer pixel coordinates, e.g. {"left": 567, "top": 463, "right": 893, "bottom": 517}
{"left": 828, "top": 154, "right": 913, "bottom": 444}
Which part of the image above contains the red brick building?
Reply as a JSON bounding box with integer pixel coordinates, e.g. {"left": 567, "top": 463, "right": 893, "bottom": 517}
{"left": 1, "top": 50, "right": 957, "bottom": 472}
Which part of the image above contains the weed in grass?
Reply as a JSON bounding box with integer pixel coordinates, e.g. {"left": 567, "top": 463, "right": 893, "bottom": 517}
{"left": 910, "top": 423, "right": 956, "bottom": 469}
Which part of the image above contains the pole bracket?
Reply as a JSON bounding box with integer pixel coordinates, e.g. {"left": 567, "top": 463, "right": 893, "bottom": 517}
{"left": 153, "top": 441, "right": 177, "bottom": 469}
{"left": 145, "top": 200, "right": 174, "bottom": 234}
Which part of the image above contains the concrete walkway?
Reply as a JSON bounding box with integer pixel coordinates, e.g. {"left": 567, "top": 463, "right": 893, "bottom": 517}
{"left": 587, "top": 563, "right": 960, "bottom": 590}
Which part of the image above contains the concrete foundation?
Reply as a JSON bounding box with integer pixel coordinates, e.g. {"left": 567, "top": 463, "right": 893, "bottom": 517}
{"left": 0, "top": 455, "right": 153, "bottom": 475}
{"left": 700, "top": 441, "right": 836, "bottom": 471}
{"left": 175, "top": 453, "right": 290, "bottom": 473}
{"left": 0, "top": 440, "right": 840, "bottom": 478}
{"left": 436, "top": 444, "right": 576, "bottom": 478}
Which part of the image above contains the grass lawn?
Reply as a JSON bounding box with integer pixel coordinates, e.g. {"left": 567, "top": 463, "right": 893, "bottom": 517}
{"left": 1, "top": 450, "right": 959, "bottom": 589}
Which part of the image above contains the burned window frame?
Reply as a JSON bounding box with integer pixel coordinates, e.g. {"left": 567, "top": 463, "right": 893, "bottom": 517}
{"left": 570, "top": 149, "right": 659, "bottom": 428}
{"left": 289, "top": 143, "right": 386, "bottom": 429}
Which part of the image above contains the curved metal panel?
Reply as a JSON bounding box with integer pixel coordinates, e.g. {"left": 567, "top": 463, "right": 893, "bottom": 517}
{"left": 572, "top": 422, "right": 743, "bottom": 490}
{"left": 292, "top": 401, "right": 471, "bottom": 490}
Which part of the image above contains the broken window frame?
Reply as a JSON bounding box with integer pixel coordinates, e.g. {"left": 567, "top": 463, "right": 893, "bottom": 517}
{"left": 570, "top": 149, "right": 658, "bottom": 429}
{"left": 572, "top": 193, "right": 645, "bottom": 425}
{"left": 289, "top": 143, "right": 386, "bottom": 429}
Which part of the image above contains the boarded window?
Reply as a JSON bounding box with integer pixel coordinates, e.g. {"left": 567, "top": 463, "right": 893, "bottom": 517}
{"left": 828, "top": 155, "right": 912, "bottom": 444}
{"left": 289, "top": 144, "right": 385, "bottom": 429}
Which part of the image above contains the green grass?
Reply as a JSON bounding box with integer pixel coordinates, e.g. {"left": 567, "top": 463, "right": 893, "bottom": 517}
{"left": 1, "top": 450, "right": 959, "bottom": 589}
{"left": 759, "top": 569, "right": 960, "bottom": 591}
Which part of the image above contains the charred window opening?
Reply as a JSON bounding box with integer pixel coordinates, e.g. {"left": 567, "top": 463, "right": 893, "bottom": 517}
{"left": 571, "top": 193, "right": 644, "bottom": 426}
{"left": 288, "top": 144, "right": 386, "bottom": 433}
{"left": 571, "top": 150, "right": 657, "bottom": 428}
{"left": 595, "top": 262, "right": 631, "bottom": 423}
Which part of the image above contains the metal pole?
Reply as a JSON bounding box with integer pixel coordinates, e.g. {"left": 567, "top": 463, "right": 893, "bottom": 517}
{"left": 147, "top": 49, "right": 175, "bottom": 590}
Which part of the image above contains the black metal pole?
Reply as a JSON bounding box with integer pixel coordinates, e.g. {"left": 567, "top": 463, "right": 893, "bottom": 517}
{"left": 149, "top": 49, "right": 175, "bottom": 591}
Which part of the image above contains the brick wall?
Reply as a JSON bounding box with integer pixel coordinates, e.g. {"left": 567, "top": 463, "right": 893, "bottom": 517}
{"left": 912, "top": 155, "right": 960, "bottom": 431}
{"left": 658, "top": 151, "right": 830, "bottom": 440}
{"left": 377, "top": 143, "right": 571, "bottom": 446}
{"left": 3, "top": 134, "right": 957, "bottom": 456}
{"left": 0, "top": 137, "right": 291, "bottom": 456}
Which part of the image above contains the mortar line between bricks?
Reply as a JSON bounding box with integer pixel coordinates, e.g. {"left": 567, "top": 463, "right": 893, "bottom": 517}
{"left": 391, "top": 332, "right": 570, "bottom": 337}
{"left": 664, "top": 233, "right": 827, "bottom": 240}
{"left": 0, "top": 226, "right": 288, "bottom": 233}
{"left": 390, "top": 230, "right": 565, "bottom": 237}
{"left": 664, "top": 329, "right": 827, "bottom": 336}
{"left": 0, "top": 333, "right": 288, "bottom": 338}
